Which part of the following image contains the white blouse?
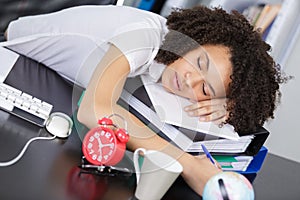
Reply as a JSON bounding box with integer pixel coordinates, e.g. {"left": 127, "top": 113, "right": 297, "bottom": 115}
{"left": 3, "top": 5, "right": 168, "bottom": 87}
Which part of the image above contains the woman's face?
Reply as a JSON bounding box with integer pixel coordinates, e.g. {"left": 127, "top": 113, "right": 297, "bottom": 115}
{"left": 161, "top": 45, "right": 232, "bottom": 101}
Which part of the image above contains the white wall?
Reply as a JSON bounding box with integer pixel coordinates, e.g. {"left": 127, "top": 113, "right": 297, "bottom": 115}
{"left": 264, "top": 33, "right": 300, "bottom": 163}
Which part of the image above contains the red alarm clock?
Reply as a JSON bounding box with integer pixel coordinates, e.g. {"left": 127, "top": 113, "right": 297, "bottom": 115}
{"left": 82, "top": 114, "right": 129, "bottom": 166}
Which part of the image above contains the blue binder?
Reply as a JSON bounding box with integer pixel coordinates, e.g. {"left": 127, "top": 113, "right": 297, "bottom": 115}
{"left": 238, "top": 146, "right": 268, "bottom": 174}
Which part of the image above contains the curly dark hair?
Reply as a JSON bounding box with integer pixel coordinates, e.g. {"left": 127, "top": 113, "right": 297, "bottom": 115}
{"left": 155, "top": 6, "right": 286, "bottom": 135}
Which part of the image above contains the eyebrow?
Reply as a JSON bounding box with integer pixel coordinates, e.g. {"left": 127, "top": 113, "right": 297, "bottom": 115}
{"left": 203, "top": 52, "right": 216, "bottom": 96}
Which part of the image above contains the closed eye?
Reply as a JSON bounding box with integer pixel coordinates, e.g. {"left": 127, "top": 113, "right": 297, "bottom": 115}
{"left": 197, "top": 57, "right": 202, "bottom": 70}
{"left": 198, "top": 54, "right": 214, "bottom": 96}
{"left": 202, "top": 82, "right": 207, "bottom": 96}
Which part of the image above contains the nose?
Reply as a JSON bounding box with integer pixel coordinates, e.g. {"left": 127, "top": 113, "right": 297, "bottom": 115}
{"left": 184, "top": 71, "right": 203, "bottom": 89}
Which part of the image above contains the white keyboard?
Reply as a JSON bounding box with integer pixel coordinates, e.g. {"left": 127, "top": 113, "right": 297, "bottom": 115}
{"left": 0, "top": 82, "right": 53, "bottom": 126}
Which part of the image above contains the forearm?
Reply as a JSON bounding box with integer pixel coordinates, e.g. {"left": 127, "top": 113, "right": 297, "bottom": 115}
{"left": 113, "top": 104, "right": 220, "bottom": 196}
{"left": 76, "top": 44, "right": 221, "bottom": 196}
{"left": 78, "top": 96, "right": 220, "bottom": 195}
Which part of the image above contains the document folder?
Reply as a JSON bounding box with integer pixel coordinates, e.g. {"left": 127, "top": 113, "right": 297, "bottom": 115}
{"left": 238, "top": 146, "right": 268, "bottom": 174}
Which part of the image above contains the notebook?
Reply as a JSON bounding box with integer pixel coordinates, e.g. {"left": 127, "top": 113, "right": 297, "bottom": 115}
{"left": 212, "top": 146, "right": 268, "bottom": 173}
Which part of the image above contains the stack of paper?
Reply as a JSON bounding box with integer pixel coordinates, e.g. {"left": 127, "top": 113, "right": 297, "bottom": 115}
{"left": 120, "top": 76, "right": 269, "bottom": 173}
{"left": 188, "top": 135, "right": 254, "bottom": 153}
{"left": 140, "top": 75, "right": 240, "bottom": 140}
{"left": 213, "top": 155, "right": 254, "bottom": 172}
{"left": 120, "top": 89, "right": 255, "bottom": 154}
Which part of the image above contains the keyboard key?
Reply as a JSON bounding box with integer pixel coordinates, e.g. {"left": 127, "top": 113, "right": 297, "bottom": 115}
{"left": 21, "top": 92, "right": 33, "bottom": 100}
{"left": 38, "top": 107, "right": 51, "bottom": 117}
{"left": 14, "top": 97, "right": 24, "bottom": 105}
{"left": 0, "top": 90, "right": 9, "bottom": 98}
{"left": 22, "top": 101, "right": 31, "bottom": 108}
{"left": 33, "top": 97, "right": 42, "bottom": 103}
{"left": 0, "top": 98, "right": 14, "bottom": 111}
{"left": 29, "top": 104, "right": 39, "bottom": 112}
{"left": 7, "top": 94, "right": 16, "bottom": 102}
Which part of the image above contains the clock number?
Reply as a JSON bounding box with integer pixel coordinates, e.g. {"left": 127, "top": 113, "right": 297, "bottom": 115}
{"left": 94, "top": 132, "right": 100, "bottom": 138}
{"left": 104, "top": 155, "right": 109, "bottom": 160}
{"left": 97, "top": 155, "right": 102, "bottom": 162}
{"left": 100, "top": 130, "right": 105, "bottom": 136}
{"left": 105, "top": 132, "right": 111, "bottom": 139}
{"left": 92, "top": 154, "right": 97, "bottom": 160}
{"left": 87, "top": 142, "right": 93, "bottom": 149}
{"left": 89, "top": 149, "right": 95, "bottom": 155}
{"left": 110, "top": 143, "right": 114, "bottom": 148}
{"left": 89, "top": 136, "right": 95, "bottom": 142}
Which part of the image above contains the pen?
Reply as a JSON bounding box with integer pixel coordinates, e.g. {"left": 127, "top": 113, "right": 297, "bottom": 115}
{"left": 201, "top": 144, "right": 217, "bottom": 168}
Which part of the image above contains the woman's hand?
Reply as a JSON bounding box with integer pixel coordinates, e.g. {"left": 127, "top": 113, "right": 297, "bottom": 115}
{"left": 184, "top": 98, "right": 228, "bottom": 125}
{"left": 179, "top": 154, "right": 222, "bottom": 195}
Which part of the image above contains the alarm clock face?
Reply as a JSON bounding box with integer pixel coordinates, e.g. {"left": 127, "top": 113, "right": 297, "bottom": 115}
{"left": 82, "top": 127, "right": 117, "bottom": 166}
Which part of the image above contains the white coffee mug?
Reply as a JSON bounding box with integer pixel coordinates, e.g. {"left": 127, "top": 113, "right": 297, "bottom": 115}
{"left": 133, "top": 148, "right": 183, "bottom": 200}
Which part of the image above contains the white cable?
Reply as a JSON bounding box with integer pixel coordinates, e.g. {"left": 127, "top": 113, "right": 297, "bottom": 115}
{"left": 0, "top": 135, "right": 56, "bottom": 167}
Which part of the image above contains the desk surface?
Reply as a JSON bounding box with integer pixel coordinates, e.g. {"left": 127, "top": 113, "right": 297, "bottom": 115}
{"left": 0, "top": 55, "right": 300, "bottom": 200}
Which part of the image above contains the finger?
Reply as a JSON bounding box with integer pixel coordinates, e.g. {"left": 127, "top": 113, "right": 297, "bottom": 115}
{"left": 184, "top": 101, "right": 216, "bottom": 111}
{"left": 214, "top": 160, "right": 222, "bottom": 170}
{"left": 195, "top": 154, "right": 222, "bottom": 169}
{"left": 184, "top": 98, "right": 227, "bottom": 111}
{"left": 198, "top": 110, "right": 227, "bottom": 122}
{"left": 187, "top": 104, "right": 226, "bottom": 118}
{"left": 199, "top": 156, "right": 222, "bottom": 169}
{"left": 195, "top": 154, "right": 207, "bottom": 159}
{"left": 212, "top": 117, "right": 227, "bottom": 126}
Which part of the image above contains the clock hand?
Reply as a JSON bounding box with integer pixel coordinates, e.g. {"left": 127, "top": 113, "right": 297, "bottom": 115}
{"left": 97, "top": 138, "right": 103, "bottom": 148}
{"left": 96, "top": 138, "right": 103, "bottom": 160}
{"left": 102, "top": 143, "right": 114, "bottom": 148}
{"left": 98, "top": 147, "right": 103, "bottom": 158}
